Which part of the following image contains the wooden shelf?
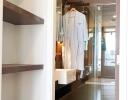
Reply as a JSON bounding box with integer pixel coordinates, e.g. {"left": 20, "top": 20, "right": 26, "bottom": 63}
{"left": 3, "top": 0, "right": 44, "bottom": 25}
{"left": 2, "top": 64, "right": 43, "bottom": 74}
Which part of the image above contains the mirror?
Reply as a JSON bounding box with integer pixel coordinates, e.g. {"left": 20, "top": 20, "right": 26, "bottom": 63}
{"left": 56, "top": 0, "right": 63, "bottom": 69}
{"left": 55, "top": 0, "right": 117, "bottom": 100}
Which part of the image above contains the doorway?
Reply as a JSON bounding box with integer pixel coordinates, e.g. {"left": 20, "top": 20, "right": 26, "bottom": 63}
{"left": 55, "top": 0, "right": 118, "bottom": 100}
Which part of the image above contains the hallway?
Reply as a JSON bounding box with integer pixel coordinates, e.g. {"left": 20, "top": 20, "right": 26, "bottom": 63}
{"left": 60, "top": 78, "right": 115, "bottom": 100}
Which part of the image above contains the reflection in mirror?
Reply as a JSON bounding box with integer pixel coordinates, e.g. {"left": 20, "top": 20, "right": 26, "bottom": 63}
{"left": 56, "top": 0, "right": 63, "bottom": 42}
{"left": 55, "top": 0, "right": 117, "bottom": 100}
{"left": 56, "top": 0, "right": 64, "bottom": 69}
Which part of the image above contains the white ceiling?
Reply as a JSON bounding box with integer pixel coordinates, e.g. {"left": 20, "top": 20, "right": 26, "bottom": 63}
{"left": 102, "top": 4, "right": 116, "bottom": 27}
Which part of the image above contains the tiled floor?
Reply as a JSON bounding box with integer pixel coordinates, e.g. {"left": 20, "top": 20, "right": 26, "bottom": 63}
{"left": 60, "top": 78, "right": 115, "bottom": 100}
{"left": 85, "top": 78, "right": 115, "bottom": 85}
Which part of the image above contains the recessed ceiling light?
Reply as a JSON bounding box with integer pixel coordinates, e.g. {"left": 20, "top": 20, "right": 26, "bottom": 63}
{"left": 97, "top": 6, "right": 101, "bottom": 11}
{"left": 57, "top": 11, "right": 62, "bottom": 14}
{"left": 111, "top": 3, "right": 116, "bottom": 5}
{"left": 113, "top": 15, "right": 117, "bottom": 18}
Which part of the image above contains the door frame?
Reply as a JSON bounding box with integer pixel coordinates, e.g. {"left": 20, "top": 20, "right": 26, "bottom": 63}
{"left": 118, "top": 0, "right": 132, "bottom": 100}
{"left": 116, "top": 0, "right": 120, "bottom": 99}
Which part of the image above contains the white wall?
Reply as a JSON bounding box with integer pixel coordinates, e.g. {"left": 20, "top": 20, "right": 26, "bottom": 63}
{"left": 120, "top": 0, "right": 132, "bottom": 100}
{"left": 2, "top": 0, "right": 56, "bottom": 100}
{"left": 14, "top": 24, "right": 47, "bottom": 100}
{"left": 2, "top": 22, "right": 46, "bottom": 100}
{"left": 2, "top": 74, "right": 17, "bottom": 100}
{"left": 119, "top": 0, "right": 127, "bottom": 100}
{"left": 16, "top": 71, "right": 45, "bottom": 100}
{"left": 2, "top": 22, "right": 18, "bottom": 100}
{"left": 2, "top": 22, "right": 18, "bottom": 64}
{"left": 16, "top": 25, "right": 45, "bottom": 64}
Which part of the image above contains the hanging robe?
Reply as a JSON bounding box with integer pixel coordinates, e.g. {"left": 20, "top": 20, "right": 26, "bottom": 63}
{"left": 63, "top": 11, "right": 88, "bottom": 70}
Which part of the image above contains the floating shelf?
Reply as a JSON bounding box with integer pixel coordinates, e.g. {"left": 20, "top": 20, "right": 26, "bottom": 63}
{"left": 3, "top": 0, "right": 44, "bottom": 25}
{"left": 2, "top": 64, "right": 43, "bottom": 74}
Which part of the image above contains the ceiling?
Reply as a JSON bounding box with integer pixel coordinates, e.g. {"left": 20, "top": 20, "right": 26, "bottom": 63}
{"left": 62, "top": 0, "right": 116, "bottom": 27}
{"left": 102, "top": 4, "right": 116, "bottom": 27}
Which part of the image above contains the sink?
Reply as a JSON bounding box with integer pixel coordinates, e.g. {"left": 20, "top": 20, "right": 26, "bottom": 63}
{"left": 55, "top": 69, "right": 76, "bottom": 84}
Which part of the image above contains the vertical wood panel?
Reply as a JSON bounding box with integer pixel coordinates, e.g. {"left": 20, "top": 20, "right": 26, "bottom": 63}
{"left": 0, "top": 0, "right": 3, "bottom": 100}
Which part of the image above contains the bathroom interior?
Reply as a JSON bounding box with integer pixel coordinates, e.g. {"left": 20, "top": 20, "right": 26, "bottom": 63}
{"left": 55, "top": 0, "right": 116, "bottom": 100}
{"left": 0, "top": 0, "right": 116, "bottom": 100}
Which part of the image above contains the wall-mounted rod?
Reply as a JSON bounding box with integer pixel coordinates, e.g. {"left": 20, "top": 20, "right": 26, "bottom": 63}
{"left": 66, "top": 2, "right": 89, "bottom": 7}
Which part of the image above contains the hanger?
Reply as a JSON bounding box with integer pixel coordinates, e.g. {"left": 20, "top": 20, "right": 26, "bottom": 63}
{"left": 81, "top": 6, "right": 85, "bottom": 13}
{"left": 70, "top": 7, "right": 76, "bottom": 12}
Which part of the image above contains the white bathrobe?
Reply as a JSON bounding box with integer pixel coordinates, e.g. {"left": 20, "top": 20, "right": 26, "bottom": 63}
{"left": 63, "top": 11, "right": 88, "bottom": 70}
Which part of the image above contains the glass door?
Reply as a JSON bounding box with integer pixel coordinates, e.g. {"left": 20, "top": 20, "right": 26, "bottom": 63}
{"left": 94, "top": 4, "right": 116, "bottom": 79}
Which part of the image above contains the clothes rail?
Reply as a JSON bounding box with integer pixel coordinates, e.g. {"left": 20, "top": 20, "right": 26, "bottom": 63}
{"left": 66, "top": 2, "right": 89, "bottom": 7}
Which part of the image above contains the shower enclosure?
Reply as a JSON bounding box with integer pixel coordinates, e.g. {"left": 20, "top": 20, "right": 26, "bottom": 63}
{"left": 93, "top": 4, "right": 116, "bottom": 78}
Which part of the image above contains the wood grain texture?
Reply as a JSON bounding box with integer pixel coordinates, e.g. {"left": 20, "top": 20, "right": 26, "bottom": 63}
{"left": 3, "top": 0, "right": 44, "bottom": 25}
{"left": 2, "top": 64, "right": 43, "bottom": 74}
